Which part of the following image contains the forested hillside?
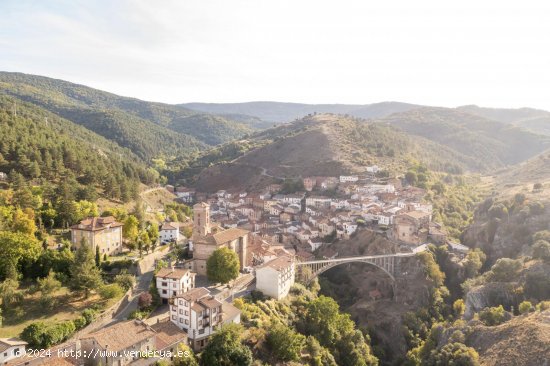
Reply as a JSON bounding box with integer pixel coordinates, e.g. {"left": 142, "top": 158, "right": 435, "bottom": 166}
{"left": 175, "top": 114, "right": 482, "bottom": 191}
{"left": 183, "top": 101, "right": 420, "bottom": 124}
{"left": 0, "top": 72, "right": 253, "bottom": 160}
{"left": 0, "top": 96, "right": 158, "bottom": 201}
{"left": 378, "top": 107, "right": 550, "bottom": 170}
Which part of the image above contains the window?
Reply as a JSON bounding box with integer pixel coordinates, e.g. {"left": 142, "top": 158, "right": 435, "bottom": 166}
{"left": 162, "top": 290, "right": 167, "bottom": 294}
{"left": 172, "top": 315, "right": 176, "bottom": 320}
{"left": 179, "top": 309, "right": 183, "bottom": 315}
{"left": 185, "top": 310, "right": 188, "bottom": 316}
{"left": 185, "top": 319, "right": 188, "bottom": 325}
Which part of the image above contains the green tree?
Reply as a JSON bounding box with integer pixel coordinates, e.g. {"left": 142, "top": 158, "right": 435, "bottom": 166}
{"left": 0, "top": 278, "right": 24, "bottom": 309}
{"left": 0, "top": 231, "right": 41, "bottom": 280}
{"left": 426, "top": 342, "right": 480, "bottom": 366}
{"left": 200, "top": 323, "right": 252, "bottom": 366}
{"left": 123, "top": 215, "right": 140, "bottom": 242}
{"left": 69, "top": 244, "right": 103, "bottom": 298}
{"left": 532, "top": 240, "right": 550, "bottom": 261}
{"left": 37, "top": 271, "right": 62, "bottom": 309}
{"left": 453, "top": 299, "right": 465, "bottom": 318}
{"left": 98, "top": 283, "right": 123, "bottom": 300}
{"left": 478, "top": 305, "right": 506, "bottom": 326}
{"left": 114, "top": 270, "right": 135, "bottom": 291}
{"left": 486, "top": 258, "right": 522, "bottom": 282}
{"left": 463, "top": 249, "right": 486, "bottom": 278}
{"left": 266, "top": 323, "right": 306, "bottom": 362}
{"left": 172, "top": 343, "right": 198, "bottom": 366}
{"left": 95, "top": 246, "right": 101, "bottom": 267}
{"left": 206, "top": 247, "right": 240, "bottom": 284}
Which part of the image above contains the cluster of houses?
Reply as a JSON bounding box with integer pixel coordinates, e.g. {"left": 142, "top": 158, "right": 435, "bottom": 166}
{"left": 7, "top": 169, "right": 457, "bottom": 366}
{"left": 172, "top": 172, "right": 445, "bottom": 261}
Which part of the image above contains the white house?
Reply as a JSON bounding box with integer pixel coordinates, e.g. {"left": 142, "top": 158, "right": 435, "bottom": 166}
{"left": 256, "top": 256, "right": 295, "bottom": 300}
{"left": 0, "top": 172, "right": 7, "bottom": 181}
{"left": 170, "top": 287, "right": 241, "bottom": 351}
{"left": 366, "top": 165, "right": 379, "bottom": 173}
{"left": 160, "top": 222, "right": 180, "bottom": 244}
{"left": 339, "top": 175, "right": 359, "bottom": 183}
{"left": 0, "top": 338, "right": 27, "bottom": 363}
{"left": 156, "top": 267, "right": 196, "bottom": 303}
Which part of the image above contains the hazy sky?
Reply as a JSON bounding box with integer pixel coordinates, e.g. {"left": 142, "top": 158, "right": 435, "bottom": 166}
{"left": 1, "top": 0, "right": 550, "bottom": 108}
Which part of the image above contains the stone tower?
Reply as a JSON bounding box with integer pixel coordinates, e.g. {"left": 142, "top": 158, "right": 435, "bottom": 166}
{"left": 193, "top": 202, "right": 211, "bottom": 236}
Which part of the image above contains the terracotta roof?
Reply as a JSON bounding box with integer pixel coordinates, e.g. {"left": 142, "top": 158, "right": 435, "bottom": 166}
{"left": 404, "top": 210, "right": 430, "bottom": 219}
{"left": 150, "top": 319, "right": 187, "bottom": 350}
{"left": 155, "top": 267, "right": 192, "bottom": 280}
{"left": 198, "top": 297, "right": 222, "bottom": 309}
{"left": 257, "top": 255, "right": 294, "bottom": 272}
{"left": 221, "top": 302, "right": 241, "bottom": 322}
{"left": 175, "top": 287, "right": 210, "bottom": 301}
{"left": 0, "top": 338, "right": 27, "bottom": 352}
{"left": 81, "top": 320, "right": 156, "bottom": 352}
{"left": 70, "top": 216, "right": 123, "bottom": 231}
{"left": 161, "top": 222, "right": 178, "bottom": 231}
{"left": 212, "top": 227, "right": 249, "bottom": 245}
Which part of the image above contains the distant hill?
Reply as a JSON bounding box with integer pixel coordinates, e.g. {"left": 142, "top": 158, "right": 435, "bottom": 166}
{"left": 0, "top": 72, "right": 253, "bottom": 160}
{"left": 0, "top": 95, "right": 158, "bottom": 198}
{"left": 377, "top": 107, "right": 550, "bottom": 170}
{"left": 177, "top": 114, "right": 480, "bottom": 192}
{"left": 458, "top": 105, "right": 550, "bottom": 136}
{"left": 181, "top": 101, "right": 421, "bottom": 124}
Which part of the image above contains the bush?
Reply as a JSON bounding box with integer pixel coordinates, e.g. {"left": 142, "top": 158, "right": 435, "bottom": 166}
{"left": 486, "top": 258, "right": 522, "bottom": 282}
{"left": 73, "top": 316, "right": 87, "bottom": 330}
{"left": 114, "top": 271, "right": 135, "bottom": 290}
{"left": 81, "top": 308, "right": 98, "bottom": 324}
{"left": 536, "top": 301, "right": 550, "bottom": 311}
{"left": 20, "top": 320, "right": 76, "bottom": 348}
{"left": 266, "top": 323, "right": 306, "bottom": 362}
{"left": 98, "top": 283, "right": 124, "bottom": 300}
{"left": 518, "top": 301, "right": 533, "bottom": 315}
{"left": 138, "top": 292, "right": 153, "bottom": 309}
{"left": 478, "top": 305, "right": 506, "bottom": 326}
{"left": 532, "top": 240, "right": 550, "bottom": 261}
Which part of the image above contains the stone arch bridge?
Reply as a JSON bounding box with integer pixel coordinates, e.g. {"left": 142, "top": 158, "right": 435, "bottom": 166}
{"left": 295, "top": 247, "right": 426, "bottom": 284}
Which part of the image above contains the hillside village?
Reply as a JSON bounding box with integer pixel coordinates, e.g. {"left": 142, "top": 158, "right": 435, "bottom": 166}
{"left": 1, "top": 164, "right": 459, "bottom": 366}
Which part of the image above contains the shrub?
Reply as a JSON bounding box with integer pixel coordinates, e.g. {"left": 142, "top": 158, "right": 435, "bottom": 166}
{"left": 478, "top": 305, "right": 506, "bottom": 326}
{"left": 81, "top": 308, "right": 98, "bottom": 324}
{"left": 486, "top": 258, "right": 522, "bottom": 282}
{"left": 536, "top": 301, "right": 550, "bottom": 312}
{"left": 266, "top": 323, "right": 306, "bottom": 362}
{"left": 532, "top": 240, "right": 550, "bottom": 261}
{"left": 114, "top": 271, "right": 135, "bottom": 290}
{"left": 73, "top": 316, "right": 87, "bottom": 330}
{"left": 138, "top": 292, "right": 153, "bottom": 309}
{"left": 98, "top": 283, "right": 124, "bottom": 300}
{"left": 518, "top": 301, "right": 533, "bottom": 315}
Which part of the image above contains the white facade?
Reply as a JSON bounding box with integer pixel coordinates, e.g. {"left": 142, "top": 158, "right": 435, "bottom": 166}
{"left": 339, "top": 175, "right": 359, "bottom": 183}
{"left": 160, "top": 223, "right": 180, "bottom": 243}
{"left": 256, "top": 256, "right": 295, "bottom": 300}
{"left": 170, "top": 288, "right": 241, "bottom": 350}
{"left": 156, "top": 267, "right": 195, "bottom": 302}
{"left": 0, "top": 339, "right": 27, "bottom": 363}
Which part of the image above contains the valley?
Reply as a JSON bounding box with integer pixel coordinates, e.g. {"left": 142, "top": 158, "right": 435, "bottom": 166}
{"left": 1, "top": 73, "right": 550, "bottom": 366}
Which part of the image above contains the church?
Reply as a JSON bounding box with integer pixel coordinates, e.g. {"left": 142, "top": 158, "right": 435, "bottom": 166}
{"left": 191, "top": 202, "right": 250, "bottom": 276}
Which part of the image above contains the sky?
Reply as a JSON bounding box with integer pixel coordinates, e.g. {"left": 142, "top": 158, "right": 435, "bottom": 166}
{"left": 1, "top": 0, "right": 550, "bottom": 109}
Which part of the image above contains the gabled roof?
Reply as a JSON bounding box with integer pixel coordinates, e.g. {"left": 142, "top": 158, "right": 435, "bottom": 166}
{"left": 81, "top": 320, "right": 156, "bottom": 352}
{"left": 156, "top": 267, "right": 192, "bottom": 280}
{"left": 70, "top": 216, "right": 123, "bottom": 231}
{"left": 212, "top": 227, "right": 249, "bottom": 245}
{"left": 0, "top": 338, "right": 27, "bottom": 352}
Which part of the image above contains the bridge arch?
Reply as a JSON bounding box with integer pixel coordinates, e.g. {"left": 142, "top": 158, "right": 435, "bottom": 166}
{"left": 295, "top": 254, "right": 407, "bottom": 284}
{"left": 312, "top": 259, "right": 395, "bottom": 281}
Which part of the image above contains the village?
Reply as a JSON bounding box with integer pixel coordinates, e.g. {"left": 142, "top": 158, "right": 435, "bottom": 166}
{"left": 1, "top": 167, "right": 467, "bottom": 366}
